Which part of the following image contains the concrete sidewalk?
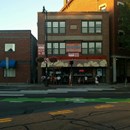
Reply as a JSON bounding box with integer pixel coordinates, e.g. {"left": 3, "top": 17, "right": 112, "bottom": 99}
{"left": 0, "top": 83, "right": 129, "bottom": 91}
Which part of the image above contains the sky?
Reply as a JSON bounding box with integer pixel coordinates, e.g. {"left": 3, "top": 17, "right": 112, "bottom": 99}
{"left": 0, "top": 0, "right": 64, "bottom": 38}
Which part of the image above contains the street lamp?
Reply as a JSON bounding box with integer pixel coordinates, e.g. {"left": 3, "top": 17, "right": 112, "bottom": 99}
{"left": 42, "top": 6, "right": 48, "bottom": 87}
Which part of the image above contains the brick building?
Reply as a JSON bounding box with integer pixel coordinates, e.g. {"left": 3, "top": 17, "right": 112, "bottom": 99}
{"left": 61, "top": 0, "right": 130, "bottom": 83}
{"left": 37, "top": 11, "right": 110, "bottom": 84}
{"left": 0, "top": 30, "right": 37, "bottom": 84}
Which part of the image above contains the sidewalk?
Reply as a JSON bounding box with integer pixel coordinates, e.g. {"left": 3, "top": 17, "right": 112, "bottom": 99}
{"left": 0, "top": 83, "right": 129, "bottom": 91}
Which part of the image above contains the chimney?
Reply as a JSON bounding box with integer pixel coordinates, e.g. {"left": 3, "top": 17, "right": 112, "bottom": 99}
{"left": 64, "top": 0, "right": 68, "bottom": 5}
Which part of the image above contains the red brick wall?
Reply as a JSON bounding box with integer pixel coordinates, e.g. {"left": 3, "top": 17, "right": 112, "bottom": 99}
{"left": 0, "top": 30, "right": 33, "bottom": 83}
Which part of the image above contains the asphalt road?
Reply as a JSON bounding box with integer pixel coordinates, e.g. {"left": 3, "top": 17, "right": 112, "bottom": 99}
{"left": 0, "top": 87, "right": 130, "bottom": 129}
{"left": 0, "top": 102, "right": 130, "bottom": 130}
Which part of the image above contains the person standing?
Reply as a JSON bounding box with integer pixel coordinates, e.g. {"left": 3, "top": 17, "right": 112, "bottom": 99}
{"left": 95, "top": 76, "right": 99, "bottom": 85}
{"left": 69, "top": 73, "right": 72, "bottom": 86}
{"left": 84, "top": 76, "right": 88, "bottom": 84}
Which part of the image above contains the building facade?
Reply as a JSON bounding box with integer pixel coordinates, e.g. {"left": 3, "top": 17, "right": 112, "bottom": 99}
{"left": 61, "top": 0, "right": 130, "bottom": 83}
{"left": 37, "top": 12, "right": 110, "bottom": 84}
{"left": 0, "top": 30, "right": 37, "bottom": 84}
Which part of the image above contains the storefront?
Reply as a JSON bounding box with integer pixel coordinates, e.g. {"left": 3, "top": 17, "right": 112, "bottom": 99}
{"left": 41, "top": 59, "right": 107, "bottom": 85}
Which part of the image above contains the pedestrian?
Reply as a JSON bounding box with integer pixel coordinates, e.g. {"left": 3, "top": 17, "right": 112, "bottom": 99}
{"left": 95, "top": 76, "right": 99, "bottom": 85}
{"left": 78, "top": 77, "right": 81, "bottom": 84}
{"left": 69, "top": 73, "right": 72, "bottom": 86}
{"left": 41, "top": 75, "right": 45, "bottom": 83}
{"left": 84, "top": 76, "right": 88, "bottom": 84}
{"left": 57, "top": 75, "right": 61, "bottom": 85}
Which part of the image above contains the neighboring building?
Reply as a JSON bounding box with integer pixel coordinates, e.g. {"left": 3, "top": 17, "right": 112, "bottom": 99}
{"left": 61, "top": 0, "right": 130, "bottom": 83}
{"left": 0, "top": 30, "right": 37, "bottom": 84}
{"left": 37, "top": 11, "right": 110, "bottom": 84}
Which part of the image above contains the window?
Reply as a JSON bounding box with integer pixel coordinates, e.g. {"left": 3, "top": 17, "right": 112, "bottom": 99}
{"left": 47, "top": 42, "right": 65, "bottom": 55}
{"left": 96, "top": 21, "right": 102, "bottom": 33}
{"left": 60, "top": 43, "right": 65, "bottom": 54}
{"left": 96, "top": 42, "right": 102, "bottom": 54}
{"left": 99, "top": 3, "right": 107, "bottom": 12}
{"left": 89, "top": 21, "right": 95, "bottom": 33}
{"left": 82, "top": 21, "right": 102, "bottom": 34}
{"left": 82, "top": 22, "right": 88, "bottom": 33}
{"left": 47, "top": 21, "right": 65, "bottom": 34}
{"left": 82, "top": 42, "right": 88, "bottom": 54}
{"left": 53, "top": 43, "right": 58, "bottom": 54}
{"left": 5, "top": 43, "right": 15, "bottom": 52}
{"left": 82, "top": 42, "right": 102, "bottom": 55}
{"left": 117, "top": 1, "right": 124, "bottom": 6}
{"left": 4, "top": 68, "right": 16, "bottom": 77}
{"left": 89, "top": 42, "right": 95, "bottom": 54}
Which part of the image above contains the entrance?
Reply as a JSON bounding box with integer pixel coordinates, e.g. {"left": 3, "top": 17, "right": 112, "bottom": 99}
{"left": 41, "top": 67, "right": 106, "bottom": 85}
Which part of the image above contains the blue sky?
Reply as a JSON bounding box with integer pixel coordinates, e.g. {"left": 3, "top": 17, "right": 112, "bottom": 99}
{"left": 0, "top": 0, "right": 63, "bottom": 38}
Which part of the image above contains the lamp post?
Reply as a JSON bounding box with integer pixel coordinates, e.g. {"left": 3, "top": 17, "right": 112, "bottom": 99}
{"left": 42, "top": 6, "right": 48, "bottom": 87}
{"left": 69, "top": 60, "right": 74, "bottom": 86}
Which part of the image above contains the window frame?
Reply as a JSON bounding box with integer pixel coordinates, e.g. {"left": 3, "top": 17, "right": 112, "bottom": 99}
{"left": 46, "top": 21, "right": 66, "bottom": 34}
{"left": 5, "top": 43, "right": 15, "bottom": 52}
{"left": 47, "top": 42, "right": 66, "bottom": 55}
{"left": 82, "top": 42, "right": 102, "bottom": 55}
{"left": 82, "top": 20, "right": 102, "bottom": 34}
{"left": 4, "top": 68, "right": 16, "bottom": 77}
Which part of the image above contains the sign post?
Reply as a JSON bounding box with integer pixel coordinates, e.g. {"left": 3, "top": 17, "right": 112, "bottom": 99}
{"left": 6, "top": 57, "right": 9, "bottom": 85}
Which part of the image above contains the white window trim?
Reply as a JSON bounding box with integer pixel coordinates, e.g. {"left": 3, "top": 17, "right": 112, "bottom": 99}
{"left": 117, "top": 1, "right": 125, "bottom": 6}
{"left": 99, "top": 3, "right": 107, "bottom": 10}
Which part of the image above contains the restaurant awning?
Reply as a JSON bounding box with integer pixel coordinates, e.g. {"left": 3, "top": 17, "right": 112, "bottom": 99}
{"left": 0, "top": 60, "right": 16, "bottom": 68}
{"left": 41, "top": 59, "right": 107, "bottom": 68}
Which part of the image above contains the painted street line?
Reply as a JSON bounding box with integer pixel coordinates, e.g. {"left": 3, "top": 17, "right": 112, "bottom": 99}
{"left": 1, "top": 97, "right": 130, "bottom": 103}
{"left": 95, "top": 104, "right": 114, "bottom": 109}
{"left": 49, "top": 109, "right": 73, "bottom": 116}
{"left": 0, "top": 118, "right": 12, "bottom": 123}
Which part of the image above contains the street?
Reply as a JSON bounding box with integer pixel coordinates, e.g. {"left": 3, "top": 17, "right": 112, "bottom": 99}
{"left": 0, "top": 84, "right": 130, "bottom": 129}
{"left": 0, "top": 102, "right": 130, "bottom": 130}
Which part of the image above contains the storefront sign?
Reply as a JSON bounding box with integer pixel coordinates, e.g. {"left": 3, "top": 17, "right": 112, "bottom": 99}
{"left": 66, "top": 43, "right": 81, "bottom": 52}
{"left": 97, "top": 68, "right": 102, "bottom": 76}
{"left": 68, "top": 53, "right": 79, "bottom": 57}
{"left": 38, "top": 44, "right": 44, "bottom": 56}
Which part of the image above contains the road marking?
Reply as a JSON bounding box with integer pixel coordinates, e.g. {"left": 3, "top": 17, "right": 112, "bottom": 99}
{"left": 10, "top": 101, "right": 23, "bottom": 103}
{"left": 49, "top": 109, "right": 73, "bottom": 116}
{"left": 95, "top": 104, "right": 114, "bottom": 109}
{"left": 1, "top": 98, "right": 130, "bottom": 103}
{"left": 0, "top": 94, "right": 24, "bottom": 97}
{"left": 0, "top": 118, "right": 12, "bottom": 123}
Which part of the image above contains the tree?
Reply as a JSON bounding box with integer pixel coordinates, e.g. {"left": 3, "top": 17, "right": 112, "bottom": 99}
{"left": 118, "top": 1, "right": 130, "bottom": 48}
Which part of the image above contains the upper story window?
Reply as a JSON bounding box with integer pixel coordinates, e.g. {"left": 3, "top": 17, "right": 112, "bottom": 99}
{"left": 99, "top": 3, "right": 107, "bottom": 12}
{"left": 5, "top": 43, "right": 15, "bottom": 52}
{"left": 47, "top": 42, "right": 65, "bottom": 55}
{"left": 82, "top": 21, "right": 102, "bottom": 34}
{"left": 47, "top": 21, "right": 65, "bottom": 34}
{"left": 117, "top": 1, "right": 125, "bottom": 6}
{"left": 82, "top": 42, "right": 102, "bottom": 55}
